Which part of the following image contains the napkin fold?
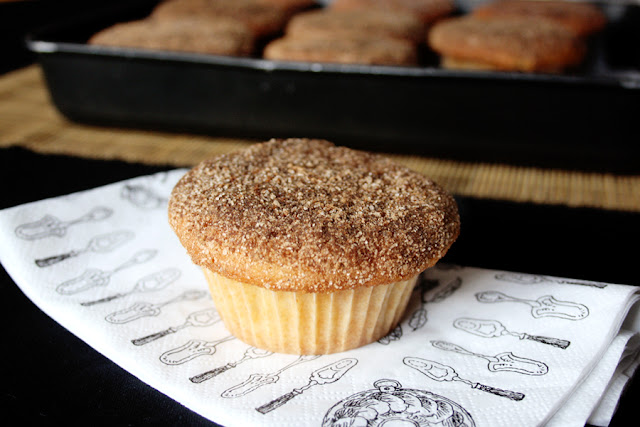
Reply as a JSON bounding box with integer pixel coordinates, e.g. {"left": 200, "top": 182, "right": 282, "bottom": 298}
{"left": 0, "top": 169, "right": 638, "bottom": 427}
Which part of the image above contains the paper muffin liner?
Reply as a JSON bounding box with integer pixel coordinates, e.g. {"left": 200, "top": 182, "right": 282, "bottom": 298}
{"left": 202, "top": 269, "right": 418, "bottom": 355}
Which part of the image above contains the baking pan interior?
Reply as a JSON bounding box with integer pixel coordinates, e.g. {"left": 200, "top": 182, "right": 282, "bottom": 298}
{"left": 27, "top": 0, "right": 640, "bottom": 172}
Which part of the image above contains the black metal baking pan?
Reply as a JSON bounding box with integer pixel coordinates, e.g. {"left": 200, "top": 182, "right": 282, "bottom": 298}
{"left": 26, "top": 0, "right": 640, "bottom": 172}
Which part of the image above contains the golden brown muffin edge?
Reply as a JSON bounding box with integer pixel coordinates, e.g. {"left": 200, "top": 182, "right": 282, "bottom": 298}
{"left": 168, "top": 139, "right": 460, "bottom": 292}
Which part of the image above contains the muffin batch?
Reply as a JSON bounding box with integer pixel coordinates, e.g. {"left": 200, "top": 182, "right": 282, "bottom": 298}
{"left": 89, "top": 0, "right": 317, "bottom": 57}
{"left": 262, "top": 0, "right": 455, "bottom": 65}
{"left": 88, "top": 0, "right": 608, "bottom": 71}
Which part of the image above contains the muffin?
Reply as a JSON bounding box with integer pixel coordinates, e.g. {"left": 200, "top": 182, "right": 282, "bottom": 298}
{"left": 330, "top": 0, "right": 455, "bottom": 25}
{"left": 151, "top": 0, "right": 289, "bottom": 39}
{"left": 168, "top": 139, "right": 460, "bottom": 354}
{"left": 264, "top": 35, "right": 419, "bottom": 66}
{"left": 88, "top": 17, "right": 255, "bottom": 56}
{"left": 284, "top": 9, "right": 427, "bottom": 44}
{"left": 472, "top": 0, "right": 607, "bottom": 37}
{"left": 257, "top": 0, "right": 317, "bottom": 17}
{"left": 428, "top": 15, "right": 587, "bottom": 72}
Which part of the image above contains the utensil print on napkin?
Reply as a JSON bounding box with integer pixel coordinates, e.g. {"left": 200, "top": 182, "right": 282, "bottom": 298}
{"left": 131, "top": 308, "right": 220, "bottom": 346}
{"left": 160, "top": 335, "right": 236, "bottom": 365}
{"left": 105, "top": 290, "right": 208, "bottom": 324}
{"left": 475, "top": 291, "right": 590, "bottom": 320}
{"left": 430, "top": 340, "right": 549, "bottom": 375}
{"left": 15, "top": 206, "right": 113, "bottom": 240}
{"left": 404, "top": 357, "right": 525, "bottom": 401}
{"left": 121, "top": 184, "right": 168, "bottom": 209}
{"left": 453, "top": 317, "right": 571, "bottom": 349}
{"left": 378, "top": 324, "right": 403, "bottom": 345}
{"left": 495, "top": 272, "right": 608, "bottom": 289}
{"left": 56, "top": 249, "right": 157, "bottom": 295}
{"left": 35, "top": 230, "right": 134, "bottom": 267}
{"left": 322, "top": 379, "right": 476, "bottom": 427}
{"left": 408, "top": 276, "right": 462, "bottom": 331}
{"left": 424, "top": 276, "right": 463, "bottom": 303}
{"left": 256, "top": 358, "right": 358, "bottom": 414}
{"left": 222, "top": 355, "right": 321, "bottom": 398}
{"left": 190, "top": 347, "right": 274, "bottom": 384}
{"left": 80, "top": 267, "right": 181, "bottom": 306}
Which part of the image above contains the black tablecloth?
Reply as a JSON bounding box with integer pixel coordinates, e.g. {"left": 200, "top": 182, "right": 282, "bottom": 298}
{"left": 1, "top": 147, "right": 638, "bottom": 426}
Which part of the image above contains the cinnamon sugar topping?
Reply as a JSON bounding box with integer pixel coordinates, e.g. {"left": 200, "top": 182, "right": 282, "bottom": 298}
{"left": 168, "top": 139, "right": 460, "bottom": 292}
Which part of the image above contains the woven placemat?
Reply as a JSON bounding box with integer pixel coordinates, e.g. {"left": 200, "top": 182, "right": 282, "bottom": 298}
{"left": 2, "top": 65, "right": 639, "bottom": 212}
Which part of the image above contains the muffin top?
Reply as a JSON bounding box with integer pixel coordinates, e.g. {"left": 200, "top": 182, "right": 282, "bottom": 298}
{"left": 284, "top": 9, "right": 427, "bottom": 43}
{"left": 169, "top": 139, "right": 460, "bottom": 292}
{"left": 151, "top": 0, "right": 288, "bottom": 38}
{"left": 472, "top": 0, "right": 607, "bottom": 37}
{"left": 89, "top": 17, "right": 255, "bottom": 57}
{"left": 331, "top": 0, "right": 455, "bottom": 25}
{"left": 428, "top": 15, "right": 586, "bottom": 72}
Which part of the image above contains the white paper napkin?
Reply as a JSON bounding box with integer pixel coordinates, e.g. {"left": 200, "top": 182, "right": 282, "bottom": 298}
{"left": 0, "top": 169, "right": 638, "bottom": 427}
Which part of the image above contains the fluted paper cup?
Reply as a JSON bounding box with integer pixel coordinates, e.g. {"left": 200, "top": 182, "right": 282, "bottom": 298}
{"left": 203, "top": 269, "right": 418, "bottom": 355}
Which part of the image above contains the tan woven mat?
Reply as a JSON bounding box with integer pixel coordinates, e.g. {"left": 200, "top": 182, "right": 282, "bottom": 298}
{"left": 2, "top": 66, "right": 639, "bottom": 212}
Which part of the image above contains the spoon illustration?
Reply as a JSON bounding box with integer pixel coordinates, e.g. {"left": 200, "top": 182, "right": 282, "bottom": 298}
{"left": 35, "top": 230, "right": 134, "bottom": 267}
{"left": 403, "top": 357, "right": 525, "bottom": 401}
{"left": 80, "top": 267, "right": 181, "bottom": 306}
{"left": 106, "top": 290, "right": 207, "bottom": 324}
{"left": 409, "top": 277, "right": 462, "bottom": 331}
{"left": 15, "top": 206, "right": 113, "bottom": 240}
{"left": 495, "top": 272, "right": 607, "bottom": 289}
{"left": 121, "top": 184, "right": 167, "bottom": 209}
{"left": 131, "top": 308, "right": 220, "bottom": 346}
{"left": 378, "top": 324, "right": 403, "bottom": 345}
{"left": 453, "top": 318, "right": 571, "bottom": 349}
{"left": 160, "top": 335, "right": 236, "bottom": 365}
{"left": 422, "top": 276, "right": 463, "bottom": 304}
{"left": 408, "top": 308, "right": 428, "bottom": 332}
{"left": 431, "top": 340, "right": 548, "bottom": 375}
{"left": 222, "top": 355, "right": 321, "bottom": 398}
{"left": 56, "top": 249, "right": 157, "bottom": 295}
{"left": 256, "top": 358, "right": 358, "bottom": 414}
{"left": 475, "top": 291, "right": 589, "bottom": 320}
{"left": 190, "top": 347, "right": 274, "bottom": 383}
